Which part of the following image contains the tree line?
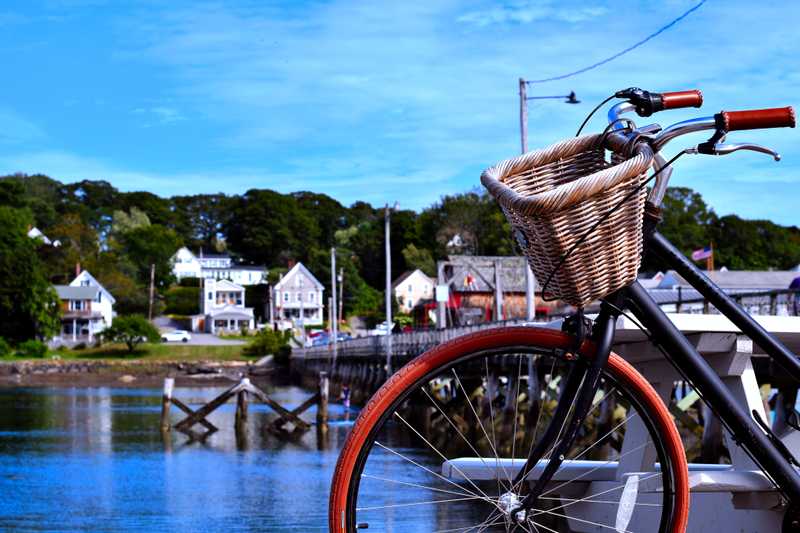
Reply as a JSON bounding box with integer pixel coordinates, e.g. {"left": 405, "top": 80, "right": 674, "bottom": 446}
{"left": 1, "top": 172, "right": 800, "bottom": 344}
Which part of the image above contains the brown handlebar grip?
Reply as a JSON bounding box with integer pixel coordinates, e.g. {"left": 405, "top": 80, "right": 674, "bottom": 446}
{"left": 720, "top": 107, "right": 796, "bottom": 131}
{"left": 662, "top": 90, "right": 703, "bottom": 109}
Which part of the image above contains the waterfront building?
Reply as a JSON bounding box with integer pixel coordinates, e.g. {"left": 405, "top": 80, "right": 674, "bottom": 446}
{"left": 171, "top": 247, "right": 267, "bottom": 286}
{"left": 53, "top": 270, "right": 115, "bottom": 343}
{"left": 272, "top": 262, "right": 325, "bottom": 327}
{"left": 198, "top": 278, "right": 255, "bottom": 334}
{"left": 392, "top": 269, "right": 434, "bottom": 312}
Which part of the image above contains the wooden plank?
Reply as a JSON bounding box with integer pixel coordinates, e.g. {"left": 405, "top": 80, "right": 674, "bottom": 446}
{"left": 174, "top": 382, "right": 243, "bottom": 432}
{"left": 242, "top": 382, "right": 311, "bottom": 430}
{"left": 171, "top": 397, "right": 219, "bottom": 432}
{"left": 271, "top": 392, "right": 320, "bottom": 428}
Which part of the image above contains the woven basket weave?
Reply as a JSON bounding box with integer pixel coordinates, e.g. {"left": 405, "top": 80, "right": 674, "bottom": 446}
{"left": 481, "top": 134, "right": 653, "bottom": 308}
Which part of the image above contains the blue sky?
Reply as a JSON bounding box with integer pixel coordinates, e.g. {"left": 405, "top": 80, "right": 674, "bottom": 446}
{"left": 0, "top": 0, "right": 799, "bottom": 224}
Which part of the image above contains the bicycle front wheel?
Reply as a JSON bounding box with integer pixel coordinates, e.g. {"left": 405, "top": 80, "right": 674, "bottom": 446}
{"left": 330, "top": 326, "right": 689, "bottom": 532}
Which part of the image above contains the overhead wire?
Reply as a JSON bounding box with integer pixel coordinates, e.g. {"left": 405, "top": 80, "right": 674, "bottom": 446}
{"left": 526, "top": 0, "right": 708, "bottom": 84}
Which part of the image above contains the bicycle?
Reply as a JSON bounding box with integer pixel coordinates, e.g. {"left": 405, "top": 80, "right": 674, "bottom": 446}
{"left": 329, "top": 87, "right": 798, "bottom": 532}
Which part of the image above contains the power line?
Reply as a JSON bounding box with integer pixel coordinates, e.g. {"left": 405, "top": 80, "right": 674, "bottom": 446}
{"left": 526, "top": 0, "right": 708, "bottom": 84}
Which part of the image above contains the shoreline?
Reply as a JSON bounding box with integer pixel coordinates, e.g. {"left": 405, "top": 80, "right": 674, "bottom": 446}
{"left": 0, "top": 359, "right": 277, "bottom": 388}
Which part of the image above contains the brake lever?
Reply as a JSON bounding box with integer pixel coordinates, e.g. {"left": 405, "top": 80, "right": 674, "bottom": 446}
{"left": 687, "top": 141, "right": 781, "bottom": 161}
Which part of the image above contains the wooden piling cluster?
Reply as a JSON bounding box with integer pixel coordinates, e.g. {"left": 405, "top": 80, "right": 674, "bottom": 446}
{"left": 160, "top": 373, "right": 330, "bottom": 442}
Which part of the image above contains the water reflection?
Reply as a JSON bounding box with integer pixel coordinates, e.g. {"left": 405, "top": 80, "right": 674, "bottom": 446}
{"left": 0, "top": 384, "right": 357, "bottom": 532}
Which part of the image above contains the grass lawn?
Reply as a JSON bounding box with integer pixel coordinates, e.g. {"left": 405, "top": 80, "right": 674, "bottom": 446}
{"left": 5, "top": 343, "right": 249, "bottom": 362}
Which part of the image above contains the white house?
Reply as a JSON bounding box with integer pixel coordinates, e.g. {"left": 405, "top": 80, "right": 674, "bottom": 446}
{"left": 392, "top": 269, "right": 435, "bottom": 312}
{"left": 27, "top": 227, "right": 61, "bottom": 247}
{"left": 54, "top": 270, "right": 115, "bottom": 343}
{"left": 171, "top": 247, "right": 267, "bottom": 286}
{"left": 200, "top": 278, "right": 255, "bottom": 334}
{"left": 273, "top": 262, "right": 325, "bottom": 327}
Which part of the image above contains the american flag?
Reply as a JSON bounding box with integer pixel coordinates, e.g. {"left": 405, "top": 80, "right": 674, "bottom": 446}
{"left": 691, "top": 246, "right": 713, "bottom": 261}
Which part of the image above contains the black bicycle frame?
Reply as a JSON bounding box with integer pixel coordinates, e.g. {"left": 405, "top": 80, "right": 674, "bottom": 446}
{"left": 623, "top": 230, "right": 800, "bottom": 501}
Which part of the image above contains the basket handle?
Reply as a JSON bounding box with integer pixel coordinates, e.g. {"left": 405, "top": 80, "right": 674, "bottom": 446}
{"left": 483, "top": 149, "right": 652, "bottom": 216}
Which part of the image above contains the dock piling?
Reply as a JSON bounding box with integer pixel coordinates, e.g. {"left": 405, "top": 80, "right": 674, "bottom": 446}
{"left": 317, "top": 371, "right": 329, "bottom": 427}
{"left": 160, "top": 377, "right": 174, "bottom": 431}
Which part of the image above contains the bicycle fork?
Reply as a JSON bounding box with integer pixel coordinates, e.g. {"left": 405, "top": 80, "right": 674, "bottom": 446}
{"left": 510, "top": 301, "right": 620, "bottom": 519}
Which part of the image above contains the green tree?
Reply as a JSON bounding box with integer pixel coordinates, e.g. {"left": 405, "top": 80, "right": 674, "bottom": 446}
{"left": 164, "top": 286, "right": 200, "bottom": 316}
{"left": 116, "top": 224, "right": 182, "bottom": 289}
{"left": 402, "top": 243, "right": 436, "bottom": 276}
{"left": 111, "top": 207, "right": 151, "bottom": 236}
{"left": 101, "top": 315, "right": 160, "bottom": 353}
{"left": 243, "top": 328, "right": 291, "bottom": 358}
{"left": 226, "top": 189, "right": 320, "bottom": 266}
{"left": 0, "top": 206, "right": 60, "bottom": 343}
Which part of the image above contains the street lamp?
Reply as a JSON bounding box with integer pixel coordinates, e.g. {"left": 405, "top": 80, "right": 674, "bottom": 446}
{"left": 385, "top": 201, "right": 399, "bottom": 375}
{"left": 518, "top": 79, "right": 579, "bottom": 321}
{"left": 519, "top": 78, "right": 579, "bottom": 153}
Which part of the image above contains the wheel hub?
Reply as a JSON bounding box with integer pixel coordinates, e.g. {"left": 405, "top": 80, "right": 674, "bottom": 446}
{"left": 498, "top": 491, "right": 527, "bottom": 523}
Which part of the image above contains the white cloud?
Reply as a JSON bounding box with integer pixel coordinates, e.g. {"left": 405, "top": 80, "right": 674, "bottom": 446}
{"left": 131, "top": 105, "right": 185, "bottom": 125}
{"left": 457, "top": 2, "right": 607, "bottom": 27}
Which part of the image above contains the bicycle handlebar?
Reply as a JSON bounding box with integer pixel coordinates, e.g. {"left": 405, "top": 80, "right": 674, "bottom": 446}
{"left": 614, "top": 87, "right": 704, "bottom": 117}
{"left": 717, "top": 107, "right": 796, "bottom": 131}
{"left": 662, "top": 90, "right": 703, "bottom": 110}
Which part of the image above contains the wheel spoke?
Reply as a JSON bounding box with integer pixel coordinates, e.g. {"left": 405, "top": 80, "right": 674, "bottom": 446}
{"left": 540, "top": 440, "right": 652, "bottom": 497}
{"left": 393, "top": 411, "right": 494, "bottom": 503}
{"left": 421, "top": 387, "right": 510, "bottom": 492}
{"left": 453, "top": 367, "right": 514, "bottom": 489}
{"left": 531, "top": 507, "right": 634, "bottom": 533}
{"left": 357, "top": 495, "right": 491, "bottom": 512}
{"left": 361, "top": 473, "right": 477, "bottom": 499}
{"left": 510, "top": 355, "right": 524, "bottom": 472}
{"left": 372, "top": 441, "right": 485, "bottom": 500}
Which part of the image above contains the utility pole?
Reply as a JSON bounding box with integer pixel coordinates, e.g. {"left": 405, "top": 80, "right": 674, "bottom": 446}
{"left": 519, "top": 78, "right": 528, "bottom": 154}
{"left": 385, "top": 202, "right": 397, "bottom": 375}
{"left": 519, "top": 79, "right": 577, "bottom": 323}
{"left": 338, "top": 267, "right": 344, "bottom": 330}
{"left": 299, "top": 275, "right": 305, "bottom": 345}
{"left": 330, "top": 247, "right": 338, "bottom": 366}
{"left": 148, "top": 263, "right": 155, "bottom": 321}
{"left": 436, "top": 261, "right": 446, "bottom": 330}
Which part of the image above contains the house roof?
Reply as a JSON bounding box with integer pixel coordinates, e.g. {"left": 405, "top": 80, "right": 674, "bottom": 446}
{"left": 204, "top": 265, "right": 266, "bottom": 272}
{"left": 273, "top": 262, "right": 325, "bottom": 290}
{"left": 444, "top": 255, "right": 541, "bottom": 293}
{"left": 207, "top": 305, "right": 253, "bottom": 320}
{"left": 207, "top": 278, "right": 246, "bottom": 291}
{"left": 55, "top": 285, "right": 99, "bottom": 300}
{"left": 658, "top": 269, "right": 800, "bottom": 290}
{"left": 392, "top": 269, "right": 434, "bottom": 289}
{"left": 70, "top": 270, "right": 116, "bottom": 304}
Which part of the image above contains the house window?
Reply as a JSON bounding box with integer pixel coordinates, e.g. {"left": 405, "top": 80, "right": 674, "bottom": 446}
{"left": 408, "top": 284, "right": 413, "bottom": 293}
{"left": 296, "top": 292, "right": 302, "bottom": 302}
{"left": 309, "top": 292, "right": 315, "bottom": 303}
{"left": 283, "top": 292, "right": 289, "bottom": 302}
{"left": 73, "top": 300, "right": 83, "bottom": 311}
{"left": 236, "top": 293, "right": 243, "bottom": 306}
{"left": 208, "top": 292, "right": 213, "bottom": 300}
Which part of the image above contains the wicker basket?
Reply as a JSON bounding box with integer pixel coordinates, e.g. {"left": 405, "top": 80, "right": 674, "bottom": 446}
{"left": 481, "top": 134, "right": 653, "bottom": 308}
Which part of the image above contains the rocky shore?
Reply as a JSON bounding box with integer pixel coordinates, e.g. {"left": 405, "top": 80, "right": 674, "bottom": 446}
{"left": 0, "top": 359, "right": 275, "bottom": 387}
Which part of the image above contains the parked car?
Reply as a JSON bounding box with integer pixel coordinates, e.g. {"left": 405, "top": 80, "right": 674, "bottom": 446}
{"left": 161, "top": 330, "right": 191, "bottom": 343}
{"left": 368, "top": 321, "right": 394, "bottom": 336}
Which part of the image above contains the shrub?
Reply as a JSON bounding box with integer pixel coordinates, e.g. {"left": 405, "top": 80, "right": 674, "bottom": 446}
{"left": 72, "top": 342, "right": 87, "bottom": 351}
{"left": 17, "top": 339, "right": 47, "bottom": 358}
{"left": 0, "top": 338, "right": 10, "bottom": 358}
{"left": 243, "top": 328, "right": 291, "bottom": 359}
{"left": 101, "top": 315, "right": 161, "bottom": 354}
{"left": 164, "top": 286, "right": 200, "bottom": 316}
